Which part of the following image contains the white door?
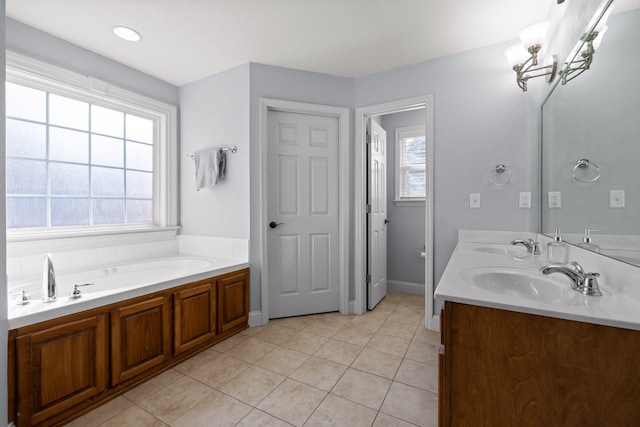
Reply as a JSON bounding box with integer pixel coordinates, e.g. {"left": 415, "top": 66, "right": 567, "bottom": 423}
{"left": 367, "top": 119, "right": 388, "bottom": 309}
{"left": 267, "top": 110, "right": 340, "bottom": 318}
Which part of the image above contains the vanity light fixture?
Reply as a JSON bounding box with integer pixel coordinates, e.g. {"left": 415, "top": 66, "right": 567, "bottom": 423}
{"left": 112, "top": 25, "right": 143, "bottom": 42}
{"left": 505, "top": 21, "right": 557, "bottom": 92}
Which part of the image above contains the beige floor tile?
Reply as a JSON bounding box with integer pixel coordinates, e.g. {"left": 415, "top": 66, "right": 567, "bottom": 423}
{"left": 332, "top": 325, "right": 375, "bottom": 346}
{"left": 212, "top": 332, "right": 250, "bottom": 351}
{"left": 379, "top": 319, "right": 419, "bottom": 341}
{"left": 257, "top": 379, "right": 326, "bottom": 426}
{"left": 348, "top": 315, "right": 384, "bottom": 332}
{"left": 351, "top": 348, "right": 402, "bottom": 379}
{"left": 373, "top": 412, "right": 419, "bottom": 427}
{"left": 240, "top": 324, "right": 269, "bottom": 336}
{"left": 412, "top": 326, "right": 440, "bottom": 345}
{"left": 289, "top": 356, "right": 348, "bottom": 391}
{"left": 387, "top": 310, "right": 423, "bottom": 325}
{"left": 66, "top": 396, "right": 133, "bottom": 427}
{"left": 271, "top": 315, "right": 315, "bottom": 331}
{"left": 377, "top": 299, "right": 399, "bottom": 310}
{"left": 173, "top": 347, "right": 222, "bottom": 375}
{"left": 331, "top": 368, "right": 391, "bottom": 410}
{"left": 384, "top": 292, "right": 405, "bottom": 303}
{"left": 224, "top": 336, "right": 277, "bottom": 363}
{"left": 138, "top": 376, "right": 213, "bottom": 423}
{"left": 380, "top": 382, "right": 438, "bottom": 427}
{"left": 313, "top": 311, "right": 354, "bottom": 326}
{"left": 255, "top": 346, "right": 309, "bottom": 376}
{"left": 188, "top": 353, "right": 250, "bottom": 389}
{"left": 302, "top": 319, "right": 344, "bottom": 337}
{"left": 124, "top": 369, "right": 184, "bottom": 404}
{"left": 304, "top": 394, "right": 377, "bottom": 427}
{"left": 394, "top": 358, "right": 437, "bottom": 392}
{"left": 404, "top": 340, "right": 439, "bottom": 365}
{"left": 253, "top": 324, "right": 299, "bottom": 345}
{"left": 365, "top": 306, "right": 393, "bottom": 320}
{"left": 367, "top": 333, "right": 410, "bottom": 357}
{"left": 99, "top": 405, "right": 165, "bottom": 427}
{"left": 171, "top": 390, "right": 252, "bottom": 427}
{"left": 281, "top": 331, "right": 329, "bottom": 354}
{"left": 400, "top": 294, "right": 425, "bottom": 307}
{"left": 236, "top": 408, "right": 295, "bottom": 427}
{"left": 314, "top": 338, "right": 363, "bottom": 366}
{"left": 219, "top": 366, "right": 285, "bottom": 406}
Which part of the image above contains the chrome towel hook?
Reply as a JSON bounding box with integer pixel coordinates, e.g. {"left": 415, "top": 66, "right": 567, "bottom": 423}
{"left": 572, "top": 158, "right": 600, "bottom": 183}
{"left": 489, "top": 164, "right": 512, "bottom": 186}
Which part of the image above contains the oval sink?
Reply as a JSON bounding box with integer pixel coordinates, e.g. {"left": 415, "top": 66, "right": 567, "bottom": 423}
{"left": 460, "top": 267, "right": 576, "bottom": 303}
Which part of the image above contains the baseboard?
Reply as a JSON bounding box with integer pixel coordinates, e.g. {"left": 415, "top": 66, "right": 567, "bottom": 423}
{"left": 388, "top": 280, "right": 425, "bottom": 295}
{"left": 248, "top": 311, "right": 265, "bottom": 327}
{"left": 347, "top": 300, "right": 355, "bottom": 315}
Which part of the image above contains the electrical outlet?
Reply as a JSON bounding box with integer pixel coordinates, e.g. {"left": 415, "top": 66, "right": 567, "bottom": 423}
{"left": 470, "top": 193, "right": 481, "bottom": 209}
{"left": 548, "top": 191, "right": 561, "bottom": 209}
{"left": 610, "top": 190, "right": 625, "bottom": 208}
{"left": 519, "top": 192, "right": 532, "bottom": 209}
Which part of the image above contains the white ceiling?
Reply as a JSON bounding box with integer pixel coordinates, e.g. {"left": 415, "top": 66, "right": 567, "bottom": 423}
{"left": 6, "top": 0, "right": 633, "bottom": 87}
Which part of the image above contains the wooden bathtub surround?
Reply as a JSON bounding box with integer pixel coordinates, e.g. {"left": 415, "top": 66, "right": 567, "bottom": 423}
{"left": 8, "top": 268, "right": 250, "bottom": 427}
{"left": 438, "top": 301, "right": 640, "bottom": 426}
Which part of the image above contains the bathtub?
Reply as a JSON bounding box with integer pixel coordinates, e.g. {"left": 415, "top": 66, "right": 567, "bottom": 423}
{"left": 8, "top": 255, "right": 249, "bottom": 329}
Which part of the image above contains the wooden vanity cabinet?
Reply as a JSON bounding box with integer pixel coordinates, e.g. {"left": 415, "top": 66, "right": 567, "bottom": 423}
{"left": 218, "top": 269, "right": 250, "bottom": 333}
{"left": 439, "top": 301, "right": 640, "bottom": 426}
{"left": 15, "top": 313, "right": 108, "bottom": 427}
{"left": 173, "top": 280, "right": 217, "bottom": 354}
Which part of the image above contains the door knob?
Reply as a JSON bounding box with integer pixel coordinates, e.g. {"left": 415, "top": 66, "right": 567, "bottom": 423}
{"left": 384, "top": 219, "right": 390, "bottom": 224}
{"left": 269, "top": 221, "right": 284, "bottom": 229}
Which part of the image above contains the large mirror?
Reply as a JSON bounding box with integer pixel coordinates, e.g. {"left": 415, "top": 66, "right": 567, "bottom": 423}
{"left": 541, "top": 0, "right": 640, "bottom": 265}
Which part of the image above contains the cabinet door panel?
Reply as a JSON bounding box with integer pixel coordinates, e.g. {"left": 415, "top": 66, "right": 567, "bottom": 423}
{"left": 174, "top": 282, "right": 216, "bottom": 354}
{"left": 17, "top": 314, "right": 107, "bottom": 426}
{"left": 111, "top": 296, "right": 171, "bottom": 385}
{"left": 218, "top": 270, "right": 250, "bottom": 333}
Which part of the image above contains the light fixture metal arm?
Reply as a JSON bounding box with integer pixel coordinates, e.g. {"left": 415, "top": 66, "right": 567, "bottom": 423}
{"left": 512, "top": 44, "right": 558, "bottom": 92}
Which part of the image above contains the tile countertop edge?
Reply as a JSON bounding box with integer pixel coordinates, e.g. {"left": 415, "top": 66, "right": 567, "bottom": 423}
{"left": 436, "top": 234, "right": 640, "bottom": 332}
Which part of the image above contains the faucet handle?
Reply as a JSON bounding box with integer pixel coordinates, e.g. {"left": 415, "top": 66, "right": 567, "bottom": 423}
{"left": 582, "top": 273, "right": 603, "bottom": 296}
{"left": 69, "top": 283, "right": 94, "bottom": 299}
{"left": 530, "top": 240, "right": 541, "bottom": 256}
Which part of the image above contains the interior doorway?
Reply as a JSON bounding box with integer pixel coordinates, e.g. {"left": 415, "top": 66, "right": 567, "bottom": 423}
{"left": 355, "top": 95, "right": 437, "bottom": 330}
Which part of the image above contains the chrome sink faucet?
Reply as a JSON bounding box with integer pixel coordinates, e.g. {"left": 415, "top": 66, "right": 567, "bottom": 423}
{"left": 540, "top": 261, "right": 602, "bottom": 296}
{"left": 43, "top": 253, "right": 57, "bottom": 302}
{"left": 511, "top": 238, "right": 541, "bottom": 255}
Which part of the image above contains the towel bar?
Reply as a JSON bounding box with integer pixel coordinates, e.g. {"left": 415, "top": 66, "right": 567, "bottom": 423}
{"left": 187, "top": 146, "right": 237, "bottom": 158}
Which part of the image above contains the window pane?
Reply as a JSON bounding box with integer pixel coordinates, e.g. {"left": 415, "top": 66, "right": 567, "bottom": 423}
{"left": 403, "top": 169, "right": 426, "bottom": 198}
{"left": 127, "top": 199, "right": 153, "bottom": 224}
{"left": 49, "top": 94, "right": 89, "bottom": 130}
{"left": 92, "top": 167, "right": 124, "bottom": 197}
{"left": 92, "top": 135, "right": 124, "bottom": 167}
{"left": 51, "top": 198, "right": 90, "bottom": 226}
{"left": 6, "top": 159, "right": 47, "bottom": 194}
{"left": 404, "top": 137, "right": 426, "bottom": 166}
{"left": 126, "top": 114, "right": 153, "bottom": 143}
{"left": 92, "top": 105, "right": 124, "bottom": 137}
{"left": 7, "top": 197, "right": 47, "bottom": 228}
{"left": 6, "top": 82, "right": 46, "bottom": 122}
{"left": 126, "top": 171, "right": 153, "bottom": 199}
{"left": 50, "top": 162, "right": 89, "bottom": 196}
{"left": 7, "top": 119, "right": 46, "bottom": 159}
{"left": 126, "top": 141, "right": 153, "bottom": 171}
{"left": 93, "top": 199, "right": 125, "bottom": 224}
{"left": 49, "top": 127, "right": 89, "bottom": 163}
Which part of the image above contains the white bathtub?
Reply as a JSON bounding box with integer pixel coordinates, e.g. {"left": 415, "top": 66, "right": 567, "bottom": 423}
{"left": 9, "top": 255, "right": 249, "bottom": 329}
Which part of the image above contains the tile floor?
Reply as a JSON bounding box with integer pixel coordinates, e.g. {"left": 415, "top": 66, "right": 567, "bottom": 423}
{"left": 67, "top": 292, "right": 439, "bottom": 427}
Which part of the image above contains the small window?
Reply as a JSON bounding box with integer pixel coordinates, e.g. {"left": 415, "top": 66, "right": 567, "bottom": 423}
{"left": 395, "top": 125, "right": 426, "bottom": 204}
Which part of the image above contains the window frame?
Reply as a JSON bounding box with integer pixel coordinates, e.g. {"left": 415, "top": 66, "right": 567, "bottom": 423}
{"left": 394, "top": 124, "right": 426, "bottom": 206}
{"left": 6, "top": 51, "right": 178, "bottom": 242}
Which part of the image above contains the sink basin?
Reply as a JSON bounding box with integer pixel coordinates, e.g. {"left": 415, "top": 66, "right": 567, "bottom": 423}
{"left": 460, "top": 267, "right": 577, "bottom": 303}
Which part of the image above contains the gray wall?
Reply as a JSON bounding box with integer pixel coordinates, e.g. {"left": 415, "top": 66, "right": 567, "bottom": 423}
{"left": 380, "top": 109, "right": 426, "bottom": 286}
{"left": 178, "top": 64, "right": 250, "bottom": 238}
{"left": 1, "top": 2, "right": 8, "bottom": 423}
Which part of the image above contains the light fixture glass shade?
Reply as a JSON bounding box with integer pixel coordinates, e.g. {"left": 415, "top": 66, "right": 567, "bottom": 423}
{"left": 505, "top": 44, "right": 530, "bottom": 67}
{"left": 595, "top": 5, "right": 614, "bottom": 31}
{"left": 592, "top": 25, "right": 608, "bottom": 51}
{"left": 519, "top": 21, "right": 550, "bottom": 48}
{"left": 113, "top": 25, "right": 143, "bottom": 42}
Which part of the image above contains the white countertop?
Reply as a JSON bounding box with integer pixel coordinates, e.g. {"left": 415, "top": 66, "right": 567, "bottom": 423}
{"left": 435, "top": 239, "right": 640, "bottom": 331}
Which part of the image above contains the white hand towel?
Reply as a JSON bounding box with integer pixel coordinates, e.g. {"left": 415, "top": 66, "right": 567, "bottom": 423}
{"left": 193, "top": 148, "right": 220, "bottom": 190}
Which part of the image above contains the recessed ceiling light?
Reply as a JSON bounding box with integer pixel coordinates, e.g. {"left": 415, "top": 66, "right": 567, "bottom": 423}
{"left": 112, "top": 25, "right": 142, "bottom": 42}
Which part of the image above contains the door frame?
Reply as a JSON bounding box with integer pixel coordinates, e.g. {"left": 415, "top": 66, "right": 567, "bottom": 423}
{"left": 354, "top": 95, "right": 437, "bottom": 330}
{"left": 260, "top": 98, "right": 350, "bottom": 325}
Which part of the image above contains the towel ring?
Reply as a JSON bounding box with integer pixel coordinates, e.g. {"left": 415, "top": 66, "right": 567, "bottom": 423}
{"left": 489, "top": 164, "right": 512, "bottom": 186}
{"left": 572, "top": 159, "right": 600, "bottom": 183}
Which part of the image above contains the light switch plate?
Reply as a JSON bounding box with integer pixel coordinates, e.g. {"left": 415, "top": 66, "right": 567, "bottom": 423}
{"left": 470, "top": 193, "right": 481, "bottom": 209}
{"left": 519, "top": 192, "right": 532, "bottom": 209}
{"left": 610, "top": 190, "right": 625, "bottom": 208}
{"left": 548, "top": 191, "right": 561, "bottom": 209}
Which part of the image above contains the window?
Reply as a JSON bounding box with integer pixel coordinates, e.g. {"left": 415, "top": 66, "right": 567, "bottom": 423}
{"left": 6, "top": 52, "right": 177, "bottom": 237}
{"left": 395, "top": 125, "right": 426, "bottom": 204}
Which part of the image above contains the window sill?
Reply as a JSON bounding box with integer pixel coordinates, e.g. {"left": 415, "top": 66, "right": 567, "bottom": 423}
{"left": 394, "top": 199, "right": 425, "bottom": 207}
{"left": 7, "top": 225, "right": 180, "bottom": 245}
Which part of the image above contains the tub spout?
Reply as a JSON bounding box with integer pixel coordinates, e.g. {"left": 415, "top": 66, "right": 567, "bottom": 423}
{"left": 43, "top": 253, "right": 57, "bottom": 302}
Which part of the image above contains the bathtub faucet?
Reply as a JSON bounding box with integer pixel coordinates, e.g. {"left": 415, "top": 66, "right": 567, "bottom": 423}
{"left": 42, "top": 253, "right": 57, "bottom": 302}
